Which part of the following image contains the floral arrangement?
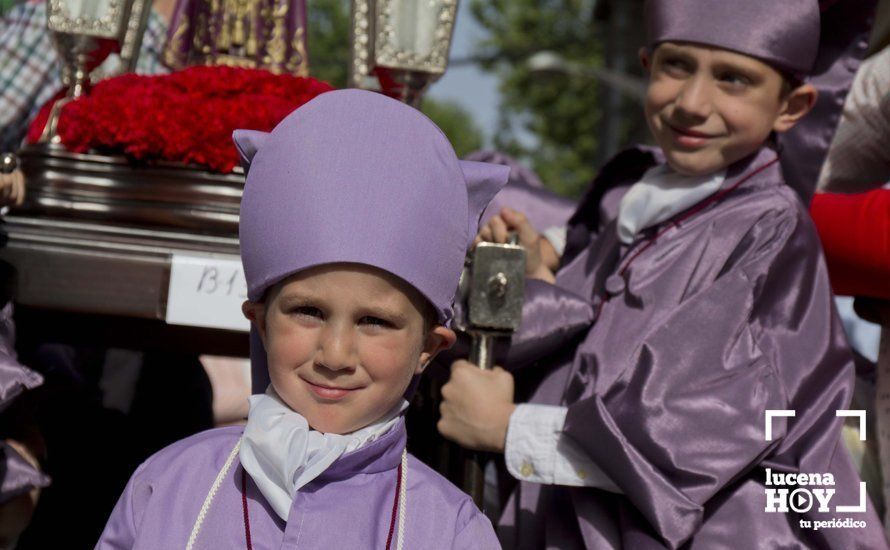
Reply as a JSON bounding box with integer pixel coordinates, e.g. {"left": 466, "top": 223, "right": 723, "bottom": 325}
{"left": 27, "top": 66, "right": 334, "bottom": 173}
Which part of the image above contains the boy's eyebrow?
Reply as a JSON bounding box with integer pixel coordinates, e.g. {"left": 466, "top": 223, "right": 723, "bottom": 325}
{"left": 356, "top": 305, "right": 409, "bottom": 323}
{"left": 709, "top": 60, "right": 765, "bottom": 83}
{"left": 655, "top": 43, "right": 695, "bottom": 57}
{"left": 277, "top": 290, "right": 410, "bottom": 321}
{"left": 653, "top": 45, "right": 697, "bottom": 67}
{"left": 277, "top": 291, "right": 322, "bottom": 307}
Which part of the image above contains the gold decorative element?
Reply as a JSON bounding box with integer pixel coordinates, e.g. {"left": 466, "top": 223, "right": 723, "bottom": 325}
{"left": 214, "top": 54, "right": 256, "bottom": 68}
{"left": 265, "top": 0, "right": 288, "bottom": 71}
{"left": 246, "top": 0, "right": 258, "bottom": 57}
{"left": 218, "top": 0, "right": 232, "bottom": 52}
{"left": 162, "top": 14, "right": 190, "bottom": 69}
{"left": 159, "top": 0, "right": 309, "bottom": 76}
{"left": 287, "top": 27, "right": 308, "bottom": 76}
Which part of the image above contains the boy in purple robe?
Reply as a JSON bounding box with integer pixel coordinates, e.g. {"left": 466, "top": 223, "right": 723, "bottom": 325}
{"left": 438, "top": 1, "right": 889, "bottom": 548}
{"left": 96, "top": 89, "right": 508, "bottom": 549}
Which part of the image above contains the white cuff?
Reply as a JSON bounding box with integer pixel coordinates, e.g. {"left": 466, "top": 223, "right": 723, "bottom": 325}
{"left": 505, "top": 404, "right": 622, "bottom": 493}
{"left": 541, "top": 225, "right": 568, "bottom": 257}
{"left": 505, "top": 404, "right": 566, "bottom": 484}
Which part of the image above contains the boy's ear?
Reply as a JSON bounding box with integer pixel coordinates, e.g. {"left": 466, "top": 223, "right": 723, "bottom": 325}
{"left": 639, "top": 47, "right": 652, "bottom": 72}
{"left": 242, "top": 300, "right": 268, "bottom": 344}
{"left": 416, "top": 326, "right": 457, "bottom": 374}
{"left": 773, "top": 83, "right": 818, "bottom": 133}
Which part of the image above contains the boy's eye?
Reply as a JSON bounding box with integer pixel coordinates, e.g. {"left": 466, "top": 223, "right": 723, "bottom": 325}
{"left": 291, "top": 306, "right": 324, "bottom": 320}
{"left": 359, "top": 316, "right": 394, "bottom": 329}
{"left": 717, "top": 72, "right": 751, "bottom": 88}
{"left": 661, "top": 57, "right": 691, "bottom": 76}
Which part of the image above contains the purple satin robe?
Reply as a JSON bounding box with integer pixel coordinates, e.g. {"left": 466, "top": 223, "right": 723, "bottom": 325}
{"left": 465, "top": 150, "right": 577, "bottom": 233}
{"left": 499, "top": 145, "right": 889, "bottom": 549}
{"left": 97, "top": 418, "right": 499, "bottom": 549}
{"left": 0, "top": 302, "right": 49, "bottom": 504}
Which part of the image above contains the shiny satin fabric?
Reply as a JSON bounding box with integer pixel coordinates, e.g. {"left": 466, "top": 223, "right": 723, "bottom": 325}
{"left": 498, "top": 146, "right": 888, "bottom": 549}
{"left": 645, "top": 0, "right": 821, "bottom": 76}
{"left": 97, "top": 420, "right": 500, "bottom": 549}
{"left": 0, "top": 442, "right": 49, "bottom": 505}
{"left": 0, "top": 302, "right": 47, "bottom": 504}
{"left": 0, "top": 303, "right": 41, "bottom": 413}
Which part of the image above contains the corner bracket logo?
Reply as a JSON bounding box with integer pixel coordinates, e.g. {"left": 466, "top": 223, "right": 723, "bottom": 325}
{"left": 762, "top": 409, "right": 869, "bottom": 530}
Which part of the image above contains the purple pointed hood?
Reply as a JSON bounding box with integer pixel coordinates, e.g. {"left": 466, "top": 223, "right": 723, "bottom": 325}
{"left": 234, "top": 89, "right": 509, "bottom": 391}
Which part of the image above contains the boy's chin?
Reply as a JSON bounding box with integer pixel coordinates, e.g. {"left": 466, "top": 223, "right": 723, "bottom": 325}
{"left": 305, "top": 408, "right": 380, "bottom": 435}
{"left": 306, "top": 416, "right": 358, "bottom": 435}
{"left": 663, "top": 151, "right": 729, "bottom": 177}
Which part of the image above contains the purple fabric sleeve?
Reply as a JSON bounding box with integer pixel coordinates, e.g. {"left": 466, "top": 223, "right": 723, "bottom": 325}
{"left": 502, "top": 279, "right": 595, "bottom": 371}
{"left": 96, "top": 461, "right": 148, "bottom": 549}
{"left": 0, "top": 441, "right": 49, "bottom": 505}
{"left": 561, "top": 209, "right": 859, "bottom": 547}
{"left": 0, "top": 303, "right": 42, "bottom": 412}
{"left": 452, "top": 498, "right": 502, "bottom": 549}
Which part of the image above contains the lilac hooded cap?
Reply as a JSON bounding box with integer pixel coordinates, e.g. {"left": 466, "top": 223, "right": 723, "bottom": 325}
{"left": 645, "top": 0, "right": 821, "bottom": 77}
{"left": 234, "top": 89, "right": 509, "bottom": 392}
{"left": 645, "top": 0, "right": 876, "bottom": 204}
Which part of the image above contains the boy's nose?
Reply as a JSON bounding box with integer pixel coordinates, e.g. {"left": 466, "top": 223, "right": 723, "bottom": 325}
{"left": 674, "top": 77, "right": 712, "bottom": 121}
{"left": 317, "top": 322, "right": 358, "bottom": 371}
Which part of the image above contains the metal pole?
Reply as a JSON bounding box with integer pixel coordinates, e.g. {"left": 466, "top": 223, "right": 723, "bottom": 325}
{"left": 464, "top": 332, "right": 495, "bottom": 507}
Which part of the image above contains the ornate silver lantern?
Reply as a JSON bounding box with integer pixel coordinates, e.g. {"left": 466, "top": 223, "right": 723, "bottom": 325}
{"left": 350, "top": 0, "right": 459, "bottom": 107}
{"left": 40, "top": 0, "right": 137, "bottom": 142}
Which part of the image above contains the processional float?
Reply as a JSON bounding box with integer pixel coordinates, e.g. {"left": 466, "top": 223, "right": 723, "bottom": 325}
{"left": 10, "top": 0, "right": 515, "bottom": 508}
{"left": 9, "top": 0, "right": 458, "bottom": 352}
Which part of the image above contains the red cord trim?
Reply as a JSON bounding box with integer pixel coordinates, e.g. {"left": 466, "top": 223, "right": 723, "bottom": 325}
{"left": 241, "top": 468, "right": 253, "bottom": 550}
{"left": 385, "top": 460, "right": 404, "bottom": 550}
{"left": 591, "top": 157, "right": 779, "bottom": 322}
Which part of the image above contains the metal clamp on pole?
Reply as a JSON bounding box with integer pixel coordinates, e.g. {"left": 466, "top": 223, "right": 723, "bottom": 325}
{"left": 457, "top": 234, "right": 525, "bottom": 509}
{"left": 0, "top": 153, "right": 18, "bottom": 174}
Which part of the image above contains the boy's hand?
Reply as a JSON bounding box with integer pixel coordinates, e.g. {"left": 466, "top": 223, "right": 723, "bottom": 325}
{"left": 0, "top": 169, "right": 25, "bottom": 207}
{"left": 476, "top": 208, "right": 556, "bottom": 283}
{"left": 437, "top": 360, "right": 516, "bottom": 453}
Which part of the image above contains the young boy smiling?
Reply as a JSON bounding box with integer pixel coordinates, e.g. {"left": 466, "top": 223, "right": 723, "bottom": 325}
{"left": 642, "top": 42, "right": 814, "bottom": 178}
{"left": 439, "top": 0, "right": 887, "bottom": 548}
{"left": 96, "top": 89, "right": 508, "bottom": 549}
{"left": 249, "top": 264, "right": 445, "bottom": 436}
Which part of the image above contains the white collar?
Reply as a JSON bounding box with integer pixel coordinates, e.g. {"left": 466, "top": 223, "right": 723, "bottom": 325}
{"left": 239, "top": 386, "right": 407, "bottom": 521}
{"left": 616, "top": 164, "right": 726, "bottom": 244}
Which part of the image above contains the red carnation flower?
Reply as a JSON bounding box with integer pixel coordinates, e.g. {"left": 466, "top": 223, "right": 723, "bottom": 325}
{"left": 29, "top": 67, "right": 334, "bottom": 173}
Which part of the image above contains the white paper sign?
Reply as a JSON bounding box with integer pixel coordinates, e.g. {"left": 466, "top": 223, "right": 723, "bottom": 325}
{"left": 166, "top": 254, "right": 249, "bottom": 332}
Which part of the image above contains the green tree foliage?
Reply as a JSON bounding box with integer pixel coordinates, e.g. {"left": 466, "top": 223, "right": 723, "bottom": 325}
{"left": 470, "top": 0, "right": 605, "bottom": 198}
{"left": 0, "top": 0, "right": 23, "bottom": 15}
{"left": 307, "top": 0, "right": 352, "bottom": 87}
{"left": 306, "top": 0, "right": 483, "bottom": 159}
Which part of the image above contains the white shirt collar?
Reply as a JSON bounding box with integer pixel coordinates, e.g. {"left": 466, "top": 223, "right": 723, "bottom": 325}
{"left": 616, "top": 164, "right": 726, "bottom": 244}
{"left": 239, "top": 386, "right": 407, "bottom": 521}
